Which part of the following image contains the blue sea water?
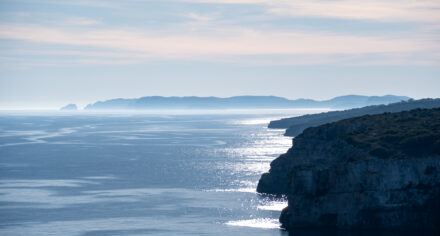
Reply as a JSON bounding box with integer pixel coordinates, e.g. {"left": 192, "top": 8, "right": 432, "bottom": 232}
{"left": 0, "top": 110, "right": 322, "bottom": 236}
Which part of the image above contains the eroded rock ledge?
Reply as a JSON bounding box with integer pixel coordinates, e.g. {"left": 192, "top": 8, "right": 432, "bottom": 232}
{"left": 258, "top": 108, "right": 440, "bottom": 230}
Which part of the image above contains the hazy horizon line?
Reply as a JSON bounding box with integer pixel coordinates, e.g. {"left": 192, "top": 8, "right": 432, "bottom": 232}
{"left": 0, "top": 93, "right": 427, "bottom": 111}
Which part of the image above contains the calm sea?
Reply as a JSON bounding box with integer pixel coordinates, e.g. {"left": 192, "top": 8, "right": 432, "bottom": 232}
{"left": 0, "top": 110, "right": 324, "bottom": 236}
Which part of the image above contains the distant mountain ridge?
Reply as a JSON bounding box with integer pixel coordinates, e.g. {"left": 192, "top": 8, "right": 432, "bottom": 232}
{"left": 269, "top": 98, "right": 440, "bottom": 136}
{"left": 83, "top": 95, "right": 409, "bottom": 110}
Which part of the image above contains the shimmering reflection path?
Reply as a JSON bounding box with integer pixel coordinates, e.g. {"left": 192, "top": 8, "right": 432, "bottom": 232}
{"left": 0, "top": 110, "right": 322, "bottom": 235}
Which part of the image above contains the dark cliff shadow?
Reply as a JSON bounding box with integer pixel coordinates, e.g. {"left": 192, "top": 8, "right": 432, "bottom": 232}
{"left": 286, "top": 229, "right": 439, "bottom": 236}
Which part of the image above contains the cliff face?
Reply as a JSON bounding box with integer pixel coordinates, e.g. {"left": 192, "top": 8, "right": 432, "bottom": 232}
{"left": 258, "top": 108, "right": 440, "bottom": 230}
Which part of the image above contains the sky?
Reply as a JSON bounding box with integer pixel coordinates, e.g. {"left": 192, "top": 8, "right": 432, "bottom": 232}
{"left": 0, "top": 0, "right": 439, "bottom": 109}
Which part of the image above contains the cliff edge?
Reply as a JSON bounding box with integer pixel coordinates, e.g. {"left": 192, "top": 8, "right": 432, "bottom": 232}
{"left": 268, "top": 98, "right": 440, "bottom": 137}
{"left": 258, "top": 108, "right": 440, "bottom": 230}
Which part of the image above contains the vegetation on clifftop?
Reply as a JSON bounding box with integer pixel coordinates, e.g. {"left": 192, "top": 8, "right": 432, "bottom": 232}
{"left": 341, "top": 108, "right": 440, "bottom": 159}
{"left": 269, "top": 98, "right": 440, "bottom": 137}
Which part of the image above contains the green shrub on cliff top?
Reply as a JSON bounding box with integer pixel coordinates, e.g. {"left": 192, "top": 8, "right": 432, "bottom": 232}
{"left": 341, "top": 108, "right": 440, "bottom": 158}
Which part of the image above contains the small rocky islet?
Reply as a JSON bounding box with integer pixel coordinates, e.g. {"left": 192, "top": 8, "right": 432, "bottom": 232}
{"left": 258, "top": 108, "right": 440, "bottom": 231}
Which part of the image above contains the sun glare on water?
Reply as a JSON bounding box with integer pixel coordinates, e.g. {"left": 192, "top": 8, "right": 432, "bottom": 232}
{"left": 225, "top": 218, "right": 281, "bottom": 229}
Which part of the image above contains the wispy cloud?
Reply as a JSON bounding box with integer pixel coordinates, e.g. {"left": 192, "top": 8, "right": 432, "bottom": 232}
{"left": 64, "top": 17, "right": 102, "bottom": 26}
{"left": 186, "top": 12, "right": 216, "bottom": 22}
{"left": 1, "top": 22, "right": 439, "bottom": 67}
{"left": 177, "top": 0, "right": 267, "bottom": 4}
{"left": 269, "top": 1, "right": 440, "bottom": 23}
{"left": 10, "top": 0, "right": 440, "bottom": 23}
{"left": 0, "top": 24, "right": 431, "bottom": 56}
{"left": 1, "top": 0, "right": 439, "bottom": 66}
{"left": 180, "top": 0, "right": 440, "bottom": 22}
{"left": 14, "top": 0, "right": 119, "bottom": 8}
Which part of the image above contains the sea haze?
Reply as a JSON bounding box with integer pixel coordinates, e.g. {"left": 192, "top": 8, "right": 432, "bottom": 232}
{"left": 0, "top": 109, "right": 325, "bottom": 235}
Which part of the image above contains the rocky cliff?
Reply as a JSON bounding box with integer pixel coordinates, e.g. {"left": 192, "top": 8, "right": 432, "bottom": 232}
{"left": 258, "top": 108, "right": 440, "bottom": 230}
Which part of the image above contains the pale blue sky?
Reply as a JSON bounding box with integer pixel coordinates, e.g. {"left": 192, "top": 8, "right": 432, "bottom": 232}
{"left": 0, "top": 0, "right": 439, "bottom": 109}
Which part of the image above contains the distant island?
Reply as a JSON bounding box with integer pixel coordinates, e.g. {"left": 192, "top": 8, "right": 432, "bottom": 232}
{"left": 60, "top": 104, "right": 78, "bottom": 111}
{"left": 82, "top": 95, "right": 409, "bottom": 110}
{"left": 258, "top": 108, "right": 440, "bottom": 230}
{"left": 269, "top": 98, "right": 440, "bottom": 136}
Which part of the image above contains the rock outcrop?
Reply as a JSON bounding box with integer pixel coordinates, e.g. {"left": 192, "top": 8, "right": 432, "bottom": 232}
{"left": 258, "top": 108, "right": 440, "bottom": 230}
